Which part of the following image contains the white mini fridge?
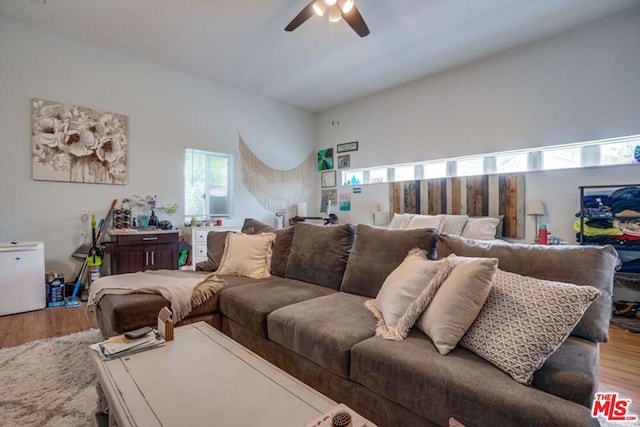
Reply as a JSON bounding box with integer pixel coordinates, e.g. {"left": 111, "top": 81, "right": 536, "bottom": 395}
{"left": 0, "top": 241, "right": 46, "bottom": 316}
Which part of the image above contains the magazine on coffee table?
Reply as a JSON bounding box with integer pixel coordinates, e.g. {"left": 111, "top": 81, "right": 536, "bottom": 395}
{"left": 90, "top": 329, "right": 165, "bottom": 360}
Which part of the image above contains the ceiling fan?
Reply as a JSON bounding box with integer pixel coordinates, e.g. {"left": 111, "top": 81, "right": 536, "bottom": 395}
{"left": 285, "top": 0, "right": 370, "bottom": 37}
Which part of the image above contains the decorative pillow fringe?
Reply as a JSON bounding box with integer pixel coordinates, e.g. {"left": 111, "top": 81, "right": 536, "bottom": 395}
{"left": 366, "top": 259, "right": 456, "bottom": 341}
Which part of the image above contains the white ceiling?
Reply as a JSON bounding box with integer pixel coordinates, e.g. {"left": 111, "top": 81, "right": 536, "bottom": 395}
{"left": 1, "top": 0, "right": 639, "bottom": 112}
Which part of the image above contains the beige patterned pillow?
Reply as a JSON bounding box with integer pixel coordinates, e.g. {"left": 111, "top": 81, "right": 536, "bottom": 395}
{"left": 416, "top": 255, "right": 498, "bottom": 354}
{"left": 460, "top": 269, "right": 599, "bottom": 384}
{"left": 217, "top": 232, "right": 276, "bottom": 279}
{"left": 365, "top": 251, "right": 455, "bottom": 340}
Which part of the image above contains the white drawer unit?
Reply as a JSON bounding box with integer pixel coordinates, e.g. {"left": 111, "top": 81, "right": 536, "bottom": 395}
{"left": 182, "top": 226, "right": 240, "bottom": 270}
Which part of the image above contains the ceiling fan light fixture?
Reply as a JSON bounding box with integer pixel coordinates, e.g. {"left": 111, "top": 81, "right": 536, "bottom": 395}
{"left": 338, "top": 0, "right": 354, "bottom": 14}
{"left": 328, "top": 6, "right": 342, "bottom": 22}
{"left": 312, "top": 0, "right": 327, "bottom": 16}
{"left": 323, "top": 0, "right": 338, "bottom": 6}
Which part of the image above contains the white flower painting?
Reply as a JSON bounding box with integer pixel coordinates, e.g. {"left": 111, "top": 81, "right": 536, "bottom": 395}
{"left": 32, "top": 98, "right": 128, "bottom": 184}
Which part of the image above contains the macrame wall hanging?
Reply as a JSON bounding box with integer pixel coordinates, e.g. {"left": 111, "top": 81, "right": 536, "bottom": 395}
{"left": 239, "top": 135, "right": 315, "bottom": 212}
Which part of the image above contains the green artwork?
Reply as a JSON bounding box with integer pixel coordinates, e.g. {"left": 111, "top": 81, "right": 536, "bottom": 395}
{"left": 317, "top": 148, "right": 334, "bottom": 171}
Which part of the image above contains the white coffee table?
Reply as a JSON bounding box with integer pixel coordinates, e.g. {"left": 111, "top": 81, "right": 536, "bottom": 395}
{"left": 91, "top": 322, "right": 340, "bottom": 427}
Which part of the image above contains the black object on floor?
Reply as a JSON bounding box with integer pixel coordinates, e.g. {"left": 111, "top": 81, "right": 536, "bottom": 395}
{"left": 610, "top": 316, "right": 640, "bottom": 333}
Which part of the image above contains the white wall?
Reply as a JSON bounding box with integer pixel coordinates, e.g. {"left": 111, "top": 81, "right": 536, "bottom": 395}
{"left": 315, "top": 9, "right": 640, "bottom": 246}
{"left": 0, "top": 16, "right": 315, "bottom": 278}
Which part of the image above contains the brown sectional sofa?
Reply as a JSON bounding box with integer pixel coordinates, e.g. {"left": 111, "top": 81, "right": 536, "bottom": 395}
{"left": 96, "top": 219, "right": 618, "bottom": 427}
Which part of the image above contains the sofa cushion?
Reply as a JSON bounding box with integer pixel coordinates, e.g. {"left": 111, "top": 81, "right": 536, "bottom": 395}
{"left": 437, "top": 234, "right": 618, "bottom": 343}
{"left": 340, "top": 224, "right": 438, "bottom": 298}
{"left": 217, "top": 232, "right": 275, "bottom": 279}
{"left": 459, "top": 269, "right": 599, "bottom": 385}
{"left": 268, "top": 292, "right": 376, "bottom": 378}
{"left": 415, "top": 255, "right": 498, "bottom": 354}
{"left": 270, "top": 227, "right": 295, "bottom": 277}
{"left": 196, "top": 230, "right": 232, "bottom": 271}
{"left": 532, "top": 335, "right": 599, "bottom": 408}
{"left": 350, "top": 330, "right": 597, "bottom": 427}
{"left": 219, "top": 277, "right": 336, "bottom": 338}
{"left": 241, "top": 217, "right": 276, "bottom": 234}
{"left": 285, "top": 223, "right": 355, "bottom": 289}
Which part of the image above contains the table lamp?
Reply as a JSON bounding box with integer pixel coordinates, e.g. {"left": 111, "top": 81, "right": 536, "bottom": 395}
{"left": 526, "top": 199, "right": 546, "bottom": 243}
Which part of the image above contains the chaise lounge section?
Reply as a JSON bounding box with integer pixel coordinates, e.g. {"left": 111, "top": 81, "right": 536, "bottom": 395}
{"left": 96, "top": 219, "right": 617, "bottom": 426}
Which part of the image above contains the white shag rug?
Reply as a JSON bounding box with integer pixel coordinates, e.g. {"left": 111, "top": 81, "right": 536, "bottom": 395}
{"left": 0, "top": 329, "right": 103, "bottom": 427}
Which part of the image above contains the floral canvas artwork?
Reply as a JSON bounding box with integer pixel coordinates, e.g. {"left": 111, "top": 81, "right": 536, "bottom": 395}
{"left": 32, "top": 98, "right": 128, "bottom": 184}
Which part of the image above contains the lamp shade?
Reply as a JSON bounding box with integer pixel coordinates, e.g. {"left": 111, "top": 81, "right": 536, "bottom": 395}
{"left": 526, "top": 199, "right": 545, "bottom": 216}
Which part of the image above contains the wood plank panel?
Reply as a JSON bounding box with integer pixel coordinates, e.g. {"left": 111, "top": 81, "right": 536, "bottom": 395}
{"left": 501, "top": 174, "right": 519, "bottom": 238}
{"left": 420, "top": 180, "right": 430, "bottom": 214}
{"left": 428, "top": 179, "right": 446, "bottom": 214}
{"left": 466, "top": 176, "right": 488, "bottom": 217}
{"left": 451, "top": 177, "right": 462, "bottom": 214}
{"left": 403, "top": 181, "right": 420, "bottom": 214}
{"left": 390, "top": 182, "right": 403, "bottom": 215}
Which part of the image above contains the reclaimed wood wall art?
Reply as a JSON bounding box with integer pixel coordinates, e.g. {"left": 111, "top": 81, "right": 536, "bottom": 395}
{"left": 389, "top": 173, "right": 525, "bottom": 238}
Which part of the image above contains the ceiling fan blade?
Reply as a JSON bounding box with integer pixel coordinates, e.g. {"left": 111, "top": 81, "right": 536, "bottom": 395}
{"left": 341, "top": 5, "right": 370, "bottom": 37}
{"left": 285, "top": 1, "right": 316, "bottom": 32}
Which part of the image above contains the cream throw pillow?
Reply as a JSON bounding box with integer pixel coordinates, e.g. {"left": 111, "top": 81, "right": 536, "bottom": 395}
{"left": 460, "top": 269, "right": 599, "bottom": 385}
{"left": 416, "top": 255, "right": 498, "bottom": 354}
{"left": 365, "top": 250, "right": 456, "bottom": 340}
{"left": 388, "top": 213, "right": 413, "bottom": 229}
{"left": 461, "top": 217, "right": 501, "bottom": 240}
{"left": 407, "top": 214, "right": 444, "bottom": 231}
{"left": 216, "top": 232, "right": 276, "bottom": 279}
{"left": 441, "top": 215, "right": 469, "bottom": 235}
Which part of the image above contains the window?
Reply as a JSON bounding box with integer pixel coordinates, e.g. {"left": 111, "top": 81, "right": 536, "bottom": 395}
{"left": 184, "top": 148, "right": 233, "bottom": 218}
{"left": 600, "top": 138, "right": 640, "bottom": 166}
{"left": 337, "top": 134, "right": 639, "bottom": 187}
{"left": 422, "top": 161, "right": 447, "bottom": 179}
{"left": 495, "top": 152, "right": 528, "bottom": 173}
{"left": 541, "top": 146, "right": 581, "bottom": 170}
{"left": 456, "top": 157, "right": 484, "bottom": 176}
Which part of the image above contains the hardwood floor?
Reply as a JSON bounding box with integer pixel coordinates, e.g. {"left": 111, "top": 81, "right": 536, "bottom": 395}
{"left": 1, "top": 307, "right": 638, "bottom": 416}
{"left": 0, "top": 304, "right": 97, "bottom": 348}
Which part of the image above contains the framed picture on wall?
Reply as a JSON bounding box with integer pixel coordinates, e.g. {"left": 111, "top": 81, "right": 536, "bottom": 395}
{"left": 321, "top": 170, "right": 336, "bottom": 188}
{"left": 337, "top": 141, "right": 358, "bottom": 153}
{"left": 338, "top": 154, "right": 350, "bottom": 169}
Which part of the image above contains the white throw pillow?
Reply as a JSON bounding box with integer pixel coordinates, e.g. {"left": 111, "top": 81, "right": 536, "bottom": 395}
{"left": 365, "top": 250, "right": 456, "bottom": 340}
{"left": 388, "top": 213, "right": 413, "bottom": 229}
{"left": 416, "top": 255, "right": 498, "bottom": 354}
{"left": 460, "top": 269, "right": 599, "bottom": 385}
{"left": 407, "top": 214, "right": 444, "bottom": 231}
{"left": 441, "top": 215, "right": 469, "bottom": 235}
{"left": 217, "top": 232, "right": 276, "bottom": 279}
{"left": 461, "top": 217, "right": 501, "bottom": 240}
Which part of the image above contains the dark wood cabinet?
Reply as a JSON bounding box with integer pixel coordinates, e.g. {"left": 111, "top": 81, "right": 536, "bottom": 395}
{"left": 110, "top": 231, "right": 178, "bottom": 274}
